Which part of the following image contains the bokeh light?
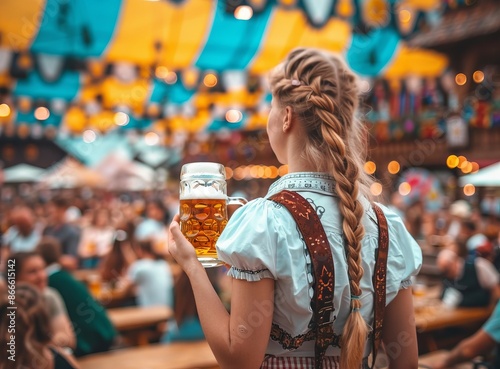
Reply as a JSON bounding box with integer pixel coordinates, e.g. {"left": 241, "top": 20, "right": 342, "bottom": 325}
{"left": 463, "top": 184, "right": 476, "bottom": 196}
{"left": 164, "top": 71, "right": 178, "bottom": 84}
{"left": 278, "top": 165, "right": 289, "bottom": 177}
{"left": 83, "top": 130, "right": 96, "bottom": 143}
{"left": 34, "top": 107, "right": 50, "bottom": 121}
{"left": 370, "top": 182, "right": 383, "bottom": 196}
{"left": 387, "top": 161, "right": 400, "bottom": 174}
{"left": 473, "top": 70, "right": 484, "bottom": 83}
{"left": 455, "top": 73, "right": 467, "bottom": 86}
{"left": 234, "top": 5, "right": 253, "bottom": 20}
{"left": 225, "top": 109, "right": 243, "bottom": 123}
{"left": 446, "top": 155, "right": 459, "bottom": 168}
{"left": 155, "top": 66, "right": 169, "bottom": 79}
{"left": 144, "top": 132, "right": 160, "bottom": 146}
{"left": 203, "top": 73, "right": 218, "bottom": 87}
{"left": 461, "top": 161, "right": 473, "bottom": 173}
{"left": 457, "top": 155, "right": 467, "bottom": 167}
{"left": 114, "top": 112, "right": 130, "bottom": 126}
{"left": 399, "top": 182, "right": 411, "bottom": 196}
{"left": 0, "top": 103, "right": 11, "bottom": 118}
{"left": 399, "top": 9, "right": 412, "bottom": 23}
{"left": 364, "top": 161, "right": 376, "bottom": 174}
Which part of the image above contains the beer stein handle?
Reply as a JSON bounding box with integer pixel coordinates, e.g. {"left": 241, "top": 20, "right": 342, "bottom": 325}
{"left": 227, "top": 197, "right": 248, "bottom": 206}
{"left": 227, "top": 197, "right": 247, "bottom": 219}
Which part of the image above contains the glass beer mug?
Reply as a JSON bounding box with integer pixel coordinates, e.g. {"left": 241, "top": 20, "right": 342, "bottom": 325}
{"left": 179, "top": 162, "right": 247, "bottom": 267}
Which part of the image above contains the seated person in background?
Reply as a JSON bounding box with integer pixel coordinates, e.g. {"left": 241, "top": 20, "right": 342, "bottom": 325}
{"left": 0, "top": 283, "right": 79, "bottom": 369}
{"left": 446, "top": 200, "right": 472, "bottom": 240}
{"left": 43, "top": 197, "right": 81, "bottom": 271}
{"left": 126, "top": 240, "right": 173, "bottom": 308}
{"left": 78, "top": 208, "right": 115, "bottom": 269}
{"left": 11, "top": 251, "right": 75, "bottom": 350}
{"left": 437, "top": 248, "right": 499, "bottom": 308}
{"left": 99, "top": 230, "right": 136, "bottom": 286}
{"left": 162, "top": 271, "right": 204, "bottom": 343}
{"left": 462, "top": 220, "right": 493, "bottom": 260}
{"left": 37, "top": 237, "right": 117, "bottom": 357}
{"left": 2, "top": 206, "right": 42, "bottom": 254}
{"left": 432, "top": 299, "right": 500, "bottom": 369}
{"left": 134, "top": 201, "right": 169, "bottom": 255}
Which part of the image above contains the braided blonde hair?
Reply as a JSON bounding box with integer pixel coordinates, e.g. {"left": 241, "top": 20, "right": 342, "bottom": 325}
{"left": 269, "top": 48, "right": 373, "bottom": 369}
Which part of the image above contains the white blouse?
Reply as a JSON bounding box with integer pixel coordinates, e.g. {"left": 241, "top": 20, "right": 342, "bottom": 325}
{"left": 216, "top": 172, "right": 422, "bottom": 358}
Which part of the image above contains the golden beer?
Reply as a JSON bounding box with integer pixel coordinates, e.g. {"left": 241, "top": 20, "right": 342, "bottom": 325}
{"left": 179, "top": 198, "right": 228, "bottom": 260}
{"left": 179, "top": 162, "right": 247, "bottom": 267}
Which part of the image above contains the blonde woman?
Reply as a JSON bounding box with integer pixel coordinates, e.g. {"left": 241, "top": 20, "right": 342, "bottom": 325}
{"left": 168, "top": 48, "right": 422, "bottom": 369}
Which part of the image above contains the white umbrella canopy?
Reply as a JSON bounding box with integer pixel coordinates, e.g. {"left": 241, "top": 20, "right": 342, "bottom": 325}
{"left": 459, "top": 162, "right": 500, "bottom": 187}
{"left": 95, "top": 153, "right": 156, "bottom": 191}
{"left": 3, "top": 164, "right": 45, "bottom": 183}
{"left": 40, "top": 158, "right": 106, "bottom": 189}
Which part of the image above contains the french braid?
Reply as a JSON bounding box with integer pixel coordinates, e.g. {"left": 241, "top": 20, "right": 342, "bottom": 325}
{"left": 270, "top": 48, "right": 373, "bottom": 369}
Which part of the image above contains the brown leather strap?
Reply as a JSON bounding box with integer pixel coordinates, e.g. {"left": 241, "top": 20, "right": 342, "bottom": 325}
{"left": 370, "top": 204, "right": 389, "bottom": 369}
{"left": 269, "top": 190, "right": 335, "bottom": 369}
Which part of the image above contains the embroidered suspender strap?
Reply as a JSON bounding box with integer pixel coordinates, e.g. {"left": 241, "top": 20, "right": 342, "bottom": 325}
{"left": 269, "top": 190, "right": 335, "bottom": 369}
{"left": 370, "top": 204, "right": 389, "bottom": 369}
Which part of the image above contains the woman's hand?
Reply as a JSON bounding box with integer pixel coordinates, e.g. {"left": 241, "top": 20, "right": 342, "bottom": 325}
{"left": 168, "top": 214, "right": 199, "bottom": 273}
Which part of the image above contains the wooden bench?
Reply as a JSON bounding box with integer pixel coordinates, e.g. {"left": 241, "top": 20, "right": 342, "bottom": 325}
{"left": 78, "top": 341, "right": 218, "bottom": 369}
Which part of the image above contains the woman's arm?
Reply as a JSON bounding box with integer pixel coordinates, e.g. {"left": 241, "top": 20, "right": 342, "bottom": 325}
{"left": 47, "top": 289, "right": 76, "bottom": 349}
{"left": 381, "top": 288, "right": 419, "bottom": 369}
{"left": 169, "top": 217, "right": 274, "bottom": 369}
{"left": 432, "top": 329, "right": 495, "bottom": 369}
{"left": 51, "top": 313, "right": 76, "bottom": 349}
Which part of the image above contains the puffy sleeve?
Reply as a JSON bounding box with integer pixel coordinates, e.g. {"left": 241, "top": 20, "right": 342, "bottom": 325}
{"left": 216, "top": 198, "right": 282, "bottom": 282}
{"left": 377, "top": 204, "right": 423, "bottom": 301}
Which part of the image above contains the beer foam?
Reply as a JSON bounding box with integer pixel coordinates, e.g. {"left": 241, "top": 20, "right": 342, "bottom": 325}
{"left": 180, "top": 185, "right": 227, "bottom": 200}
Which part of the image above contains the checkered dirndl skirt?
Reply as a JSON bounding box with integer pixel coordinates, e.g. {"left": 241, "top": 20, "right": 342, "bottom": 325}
{"left": 260, "top": 356, "right": 370, "bottom": 369}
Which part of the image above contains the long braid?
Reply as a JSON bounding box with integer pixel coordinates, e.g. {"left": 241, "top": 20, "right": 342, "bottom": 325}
{"left": 270, "top": 48, "right": 372, "bottom": 369}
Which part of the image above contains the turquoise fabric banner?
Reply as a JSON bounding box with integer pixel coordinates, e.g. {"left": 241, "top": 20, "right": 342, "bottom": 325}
{"left": 14, "top": 70, "right": 80, "bottom": 100}
{"left": 195, "top": 0, "right": 272, "bottom": 71}
{"left": 31, "top": 0, "right": 122, "bottom": 57}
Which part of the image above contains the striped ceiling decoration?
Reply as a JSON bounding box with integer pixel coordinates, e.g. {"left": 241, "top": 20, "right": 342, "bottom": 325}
{"left": 0, "top": 0, "right": 448, "bottom": 136}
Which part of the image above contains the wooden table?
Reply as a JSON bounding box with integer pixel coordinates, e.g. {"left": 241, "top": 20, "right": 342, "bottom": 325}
{"left": 108, "top": 306, "right": 173, "bottom": 346}
{"left": 78, "top": 341, "right": 218, "bottom": 369}
{"left": 415, "top": 302, "right": 493, "bottom": 352}
{"left": 416, "top": 305, "right": 493, "bottom": 333}
{"left": 418, "top": 350, "right": 474, "bottom": 369}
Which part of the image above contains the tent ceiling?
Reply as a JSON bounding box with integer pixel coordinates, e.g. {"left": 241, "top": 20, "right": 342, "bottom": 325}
{"left": 0, "top": 0, "right": 449, "bottom": 135}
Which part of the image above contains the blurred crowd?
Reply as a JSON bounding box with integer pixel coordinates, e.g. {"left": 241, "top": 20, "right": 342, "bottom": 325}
{"left": 388, "top": 193, "right": 500, "bottom": 308}
{"left": 0, "top": 189, "right": 216, "bottom": 369}
{"left": 1, "top": 187, "right": 500, "bottom": 368}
